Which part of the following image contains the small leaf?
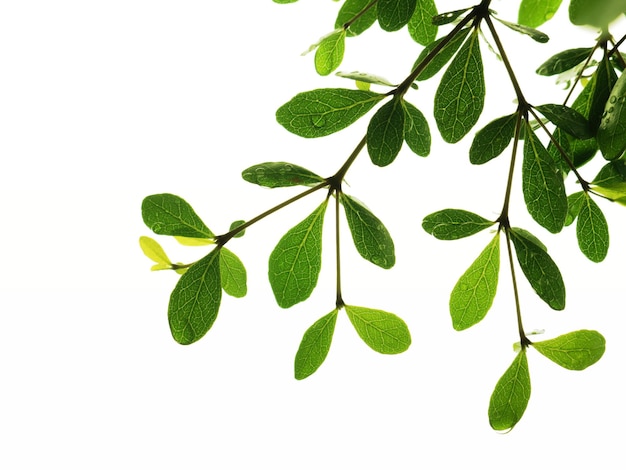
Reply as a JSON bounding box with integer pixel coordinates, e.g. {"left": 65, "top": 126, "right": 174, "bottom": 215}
{"left": 536, "top": 48, "right": 593, "bottom": 76}
{"left": 534, "top": 104, "right": 592, "bottom": 139}
{"left": 576, "top": 194, "right": 609, "bottom": 262}
{"left": 242, "top": 162, "right": 325, "bottom": 188}
{"left": 597, "top": 70, "right": 626, "bottom": 160}
{"left": 518, "top": 0, "right": 563, "bottom": 27}
{"left": 142, "top": 194, "right": 214, "bottom": 239}
{"left": 431, "top": 8, "right": 470, "bottom": 26}
{"left": 493, "top": 17, "right": 549, "bottom": 43}
{"left": 407, "top": 0, "right": 438, "bottom": 45}
{"left": 276, "top": 88, "right": 384, "bottom": 138}
{"left": 469, "top": 113, "right": 517, "bottom": 165}
{"left": 335, "top": 0, "right": 378, "bottom": 36}
{"left": 340, "top": 194, "right": 395, "bottom": 268}
{"left": 449, "top": 233, "right": 500, "bottom": 331}
{"left": 378, "top": 0, "right": 417, "bottom": 32}
{"left": 413, "top": 27, "right": 471, "bottom": 81}
{"left": 294, "top": 310, "right": 338, "bottom": 380}
{"left": 532, "top": 330, "right": 606, "bottom": 370}
{"left": 336, "top": 71, "right": 396, "bottom": 88}
{"left": 488, "top": 350, "right": 531, "bottom": 431}
{"left": 422, "top": 209, "right": 494, "bottom": 240}
{"left": 315, "top": 29, "right": 346, "bottom": 76}
{"left": 168, "top": 249, "right": 222, "bottom": 345}
{"left": 402, "top": 100, "right": 431, "bottom": 156}
{"left": 345, "top": 305, "right": 411, "bottom": 354}
{"left": 565, "top": 191, "right": 586, "bottom": 226}
{"left": 174, "top": 236, "right": 214, "bottom": 246}
{"left": 268, "top": 201, "right": 328, "bottom": 308}
{"left": 367, "top": 97, "right": 405, "bottom": 166}
{"left": 139, "top": 236, "right": 172, "bottom": 271}
{"left": 220, "top": 248, "right": 247, "bottom": 298}
{"left": 229, "top": 220, "right": 246, "bottom": 238}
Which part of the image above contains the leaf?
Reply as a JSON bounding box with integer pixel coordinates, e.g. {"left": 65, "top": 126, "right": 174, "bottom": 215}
{"left": 518, "top": 0, "right": 563, "bottom": 27}
{"left": 242, "top": 162, "right": 325, "bottom": 188}
{"left": 340, "top": 194, "right": 395, "bottom": 268}
{"left": 139, "top": 236, "right": 172, "bottom": 271}
{"left": 220, "top": 248, "right": 247, "bottom": 298}
{"left": 407, "top": 0, "right": 438, "bottom": 46}
{"left": 576, "top": 194, "right": 609, "bottom": 262}
{"left": 402, "top": 100, "right": 431, "bottom": 156}
{"left": 493, "top": 17, "right": 549, "bottom": 43}
{"left": 345, "top": 305, "right": 411, "bottom": 354}
{"left": 367, "top": 97, "right": 405, "bottom": 166}
{"left": 532, "top": 330, "right": 606, "bottom": 370}
{"left": 449, "top": 233, "right": 500, "bottom": 331}
{"left": 413, "top": 27, "right": 471, "bottom": 81}
{"left": 536, "top": 48, "right": 593, "bottom": 76}
{"left": 335, "top": 0, "right": 378, "bottom": 36}
{"left": 434, "top": 29, "right": 485, "bottom": 143}
{"left": 469, "top": 113, "right": 517, "bottom": 164}
{"left": 168, "top": 249, "right": 222, "bottom": 345}
{"left": 522, "top": 125, "right": 567, "bottom": 233}
{"left": 276, "top": 88, "right": 384, "bottom": 138}
{"left": 336, "top": 71, "right": 396, "bottom": 88}
{"left": 315, "top": 29, "right": 346, "bottom": 76}
{"left": 229, "top": 220, "right": 246, "bottom": 238}
{"left": 268, "top": 201, "right": 328, "bottom": 308}
{"left": 431, "top": 8, "right": 471, "bottom": 26}
{"left": 565, "top": 191, "right": 586, "bottom": 226}
{"left": 598, "top": 70, "right": 626, "bottom": 161}
{"left": 488, "top": 350, "right": 531, "bottom": 431}
{"left": 174, "top": 236, "right": 214, "bottom": 246}
{"left": 377, "top": 0, "right": 417, "bottom": 32}
{"left": 273, "top": 0, "right": 298, "bottom": 3}
{"left": 591, "top": 160, "right": 626, "bottom": 203}
{"left": 510, "top": 228, "right": 565, "bottom": 310}
{"left": 422, "top": 209, "right": 494, "bottom": 240}
{"left": 590, "top": 55, "right": 618, "bottom": 132}
{"left": 142, "top": 194, "right": 214, "bottom": 239}
{"left": 534, "top": 104, "right": 592, "bottom": 139}
{"left": 510, "top": 227, "right": 547, "bottom": 251}
{"left": 569, "top": 0, "right": 626, "bottom": 28}
{"left": 546, "top": 128, "right": 573, "bottom": 175}
{"left": 294, "top": 310, "right": 338, "bottom": 380}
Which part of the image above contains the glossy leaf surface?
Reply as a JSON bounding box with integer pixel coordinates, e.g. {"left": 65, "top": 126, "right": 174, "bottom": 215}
{"left": 142, "top": 194, "right": 214, "bottom": 239}
{"left": 422, "top": 209, "right": 494, "bottom": 240}
{"left": 576, "top": 194, "right": 609, "bottom": 262}
{"left": 295, "top": 310, "right": 338, "bottom": 380}
{"left": 532, "top": 330, "right": 606, "bottom": 370}
{"left": 469, "top": 113, "right": 517, "bottom": 165}
{"left": 242, "top": 162, "right": 324, "bottom": 188}
{"left": 345, "top": 305, "right": 411, "bottom": 354}
{"left": 494, "top": 17, "right": 549, "bottom": 43}
{"left": 488, "top": 350, "right": 531, "bottom": 431}
{"left": 414, "top": 27, "right": 471, "bottom": 81}
{"left": 315, "top": 30, "right": 346, "bottom": 76}
{"left": 597, "top": 71, "right": 626, "bottom": 160}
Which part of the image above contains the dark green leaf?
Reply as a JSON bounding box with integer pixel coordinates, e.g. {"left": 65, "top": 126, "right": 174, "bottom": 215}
{"left": 518, "top": 0, "right": 563, "bottom": 27}
{"left": 431, "top": 8, "right": 470, "bottom": 25}
{"left": 592, "top": 159, "right": 626, "bottom": 185}
{"left": 268, "top": 201, "right": 328, "bottom": 308}
{"left": 345, "top": 305, "right": 411, "bottom": 354}
{"left": 229, "top": 220, "right": 246, "bottom": 238}
{"left": 276, "top": 88, "right": 384, "bottom": 138}
{"left": 294, "top": 310, "right": 338, "bottom": 380}
{"left": 565, "top": 191, "right": 586, "bottom": 226}
{"left": 242, "top": 162, "right": 325, "bottom": 188}
{"left": 407, "top": 0, "right": 438, "bottom": 45}
{"left": 590, "top": 55, "right": 618, "bottom": 132}
{"left": 449, "top": 233, "right": 500, "bottom": 331}
{"left": 413, "top": 27, "right": 471, "bottom": 81}
{"left": 315, "top": 30, "right": 346, "bottom": 76}
{"left": 422, "top": 209, "right": 494, "bottom": 240}
{"left": 510, "top": 227, "right": 547, "bottom": 251}
{"left": 367, "top": 97, "right": 405, "bottom": 166}
{"left": 402, "top": 100, "right": 431, "bottom": 156}
{"left": 576, "top": 194, "right": 609, "bottom": 262}
{"left": 535, "top": 104, "right": 592, "bottom": 139}
{"left": 494, "top": 17, "right": 549, "bottom": 43}
{"left": 220, "top": 248, "right": 247, "bottom": 298}
{"left": 378, "top": 0, "right": 417, "bottom": 31}
{"left": 546, "top": 128, "right": 573, "bottom": 175}
{"left": 598, "top": 71, "right": 626, "bottom": 160}
{"left": 569, "top": 0, "right": 626, "bottom": 27}
{"left": 142, "top": 193, "right": 214, "bottom": 239}
{"left": 536, "top": 48, "right": 593, "bottom": 76}
{"left": 488, "top": 350, "right": 531, "bottom": 431}
{"left": 532, "top": 330, "right": 606, "bottom": 370}
{"left": 168, "top": 249, "right": 222, "bottom": 345}
{"left": 469, "top": 113, "right": 517, "bottom": 164}
{"left": 335, "top": 0, "right": 378, "bottom": 36}
{"left": 434, "top": 29, "right": 485, "bottom": 143}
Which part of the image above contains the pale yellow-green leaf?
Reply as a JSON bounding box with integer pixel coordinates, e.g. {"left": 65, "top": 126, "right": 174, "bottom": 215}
{"left": 140, "top": 236, "right": 172, "bottom": 270}
{"left": 174, "top": 236, "right": 215, "bottom": 246}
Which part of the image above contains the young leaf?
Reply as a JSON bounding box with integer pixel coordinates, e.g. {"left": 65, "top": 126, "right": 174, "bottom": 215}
{"left": 422, "top": 209, "right": 494, "bottom": 240}
{"left": 242, "top": 162, "right": 325, "bottom": 188}
{"left": 367, "top": 97, "right": 405, "bottom": 166}
{"left": 493, "top": 17, "right": 549, "bottom": 43}
{"left": 142, "top": 194, "right": 214, "bottom": 239}
{"left": 434, "top": 29, "right": 485, "bottom": 143}
{"left": 488, "top": 350, "right": 531, "bottom": 431}
{"left": 534, "top": 104, "right": 592, "bottom": 139}
{"left": 315, "top": 29, "right": 346, "bottom": 76}
{"left": 597, "top": 71, "right": 626, "bottom": 161}
{"left": 294, "top": 310, "right": 338, "bottom": 380}
{"left": 377, "top": 0, "right": 417, "bottom": 32}
{"left": 174, "top": 236, "right": 214, "bottom": 246}
{"left": 268, "top": 201, "right": 328, "bottom": 308}
{"left": 510, "top": 228, "right": 565, "bottom": 310}
{"left": 576, "top": 194, "right": 609, "bottom": 262}
{"left": 522, "top": 125, "right": 567, "bottom": 233}
{"left": 139, "top": 236, "right": 172, "bottom": 271}
{"left": 469, "top": 113, "right": 517, "bottom": 165}
{"left": 449, "top": 233, "right": 500, "bottom": 331}
{"left": 565, "top": 191, "right": 586, "bottom": 226}
{"left": 517, "top": 0, "right": 563, "bottom": 27}
{"left": 536, "top": 48, "right": 593, "bottom": 76}
{"left": 402, "top": 100, "right": 431, "bottom": 156}
{"left": 276, "top": 88, "right": 384, "bottom": 138}
{"left": 229, "top": 220, "right": 246, "bottom": 238}
{"left": 340, "top": 194, "right": 395, "bottom": 269}
{"left": 335, "top": 0, "right": 378, "bottom": 37}
{"left": 413, "top": 27, "right": 471, "bottom": 81}
{"left": 407, "top": 0, "right": 438, "bottom": 46}
{"left": 532, "top": 330, "right": 606, "bottom": 370}
{"left": 345, "top": 305, "right": 411, "bottom": 354}
{"left": 168, "top": 249, "right": 222, "bottom": 345}
{"left": 220, "top": 248, "right": 247, "bottom": 298}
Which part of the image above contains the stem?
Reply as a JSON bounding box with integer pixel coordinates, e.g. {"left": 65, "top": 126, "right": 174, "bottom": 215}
{"left": 343, "top": 0, "right": 378, "bottom": 31}
{"left": 335, "top": 188, "right": 344, "bottom": 309}
{"left": 498, "top": 112, "right": 523, "bottom": 223}
{"left": 503, "top": 228, "right": 530, "bottom": 348}
{"left": 329, "top": 134, "right": 368, "bottom": 185}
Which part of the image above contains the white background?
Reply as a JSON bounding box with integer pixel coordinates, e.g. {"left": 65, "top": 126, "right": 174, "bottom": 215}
{"left": 1, "top": 1, "right": 625, "bottom": 468}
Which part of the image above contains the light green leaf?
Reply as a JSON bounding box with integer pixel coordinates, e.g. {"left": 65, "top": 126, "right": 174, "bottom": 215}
{"left": 413, "top": 27, "right": 471, "bottom": 81}
{"left": 142, "top": 193, "right": 214, "bottom": 239}
{"left": 336, "top": 71, "right": 396, "bottom": 88}
{"left": 535, "top": 104, "right": 592, "bottom": 139}
{"left": 242, "top": 162, "right": 325, "bottom": 188}
{"left": 402, "top": 100, "right": 431, "bottom": 156}
{"left": 569, "top": 0, "right": 626, "bottom": 27}
{"left": 315, "top": 29, "right": 346, "bottom": 76}
{"left": 273, "top": 0, "right": 298, "bottom": 3}
{"left": 565, "top": 191, "right": 586, "bottom": 226}
{"left": 592, "top": 159, "right": 626, "bottom": 186}
{"left": 449, "top": 233, "right": 500, "bottom": 331}
{"left": 546, "top": 128, "right": 573, "bottom": 175}
{"left": 378, "top": 0, "right": 417, "bottom": 32}
{"left": 220, "top": 248, "right": 247, "bottom": 298}
{"left": 276, "top": 88, "right": 384, "bottom": 138}
{"left": 532, "top": 330, "right": 606, "bottom": 370}
{"left": 576, "top": 194, "right": 609, "bottom": 262}
{"left": 407, "top": 0, "right": 438, "bottom": 45}
{"left": 340, "top": 194, "right": 395, "bottom": 268}
{"left": 174, "top": 236, "right": 214, "bottom": 246}
{"left": 518, "top": 0, "right": 563, "bottom": 27}
{"left": 488, "top": 350, "right": 531, "bottom": 431}
{"left": 536, "top": 48, "right": 593, "bottom": 76}
{"left": 268, "top": 201, "right": 328, "bottom": 308}
{"left": 367, "top": 97, "right": 405, "bottom": 166}
{"left": 294, "top": 310, "right": 338, "bottom": 380}
{"left": 335, "top": 0, "right": 377, "bottom": 36}
{"left": 422, "top": 209, "right": 494, "bottom": 240}
{"left": 469, "top": 113, "right": 517, "bottom": 164}
{"left": 434, "top": 29, "right": 485, "bottom": 143}
{"left": 168, "top": 249, "right": 222, "bottom": 345}
{"left": 139, "top": 236, "right": 172, "bottom": 271}
{"left": 493, "top": 17, "right": 549, "bottom": 43}
{"left": 345, "top": 305, "right": 411, "bottom": 354}
{"left": 598, "top": 70, "right": 626, "bottom": 160}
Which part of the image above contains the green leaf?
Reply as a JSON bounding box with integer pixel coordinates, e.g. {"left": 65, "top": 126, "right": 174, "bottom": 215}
{"left": 294, "top": 310, "right": 338, "bottom": 380}
{"left": 576, "top": 194, "right": 609, "bottom": 262}
{"left": 532, "top": 330, "right": 606, "bottom": 370}
{"left": 315, "top": 29, "right": 346, "bottom": 76}
{"left": 510, "top": 227, "right": 547, "bottom": 251}
{"left": 569, "top": 0, "right": 626, "bottom": 27}
{"left": 431, "top": 8, "right": 470, "bottom": 26}
{"left": 598, "top": 71, "right": 626, "bottom": 160}
{"left": 340, "top": 194, "right": 395, "bottom": 269}
{"left": 522, "top": 125, "right": 567, "bottom": 233}
{"left": 493, "top": 17, "right": 549, "bottom": 43}
{"left": 534, "top": 104, "right": 592, "bottom": 139}
{"left": 276, "top": 88, "right": 384, "bottom": 138}
{"left": 377, "top": 0, "right": 417, "bottom": 32}
{"left": 402, "top": 100, "right": 431, "bottom": 156}
{"left": 268, "top": 201, "right": 328, "bottom": 308}
{"left": 174, "top": 236, "right": 214, "bottom": 246}
{"left": 591, "top": 160, "right": 626, "bottom": 204}
{"left": 336, "top": 71, "right": 396, "bottom": 88}
{"left": 546, "top": 128, "right": 573, "bottom": 175}
{"left": 590, "top": 55, "right": 618, "bottom": 132}
{"left": 469, "top": 113, "right": 517, "bottom": 165}
{"left": 413, "top": 27, "right": 471, "bottom": 81}
{"left": 139, "top": 236, "right": 172, "bottom": 271}
{"left": 345, "top": 305, "right": 411, "bottom": 354}
{"left": 220, "top": 248, "right": 247, "bottom": 298}
{"left": 449, "top": 233, "right": 500, "bottom": 331}
{"left": 242, "top": 162, "right": 325, "bottom": 188}
{"left": 565, "top": 191, "right": 586, "bottom": 226}
{"left": 536, "top": 48, "right": 593, "bottom": 76}
{"left": 422, "top": 209, "right": 494, "bottom": 240}
{"left": 407, "top": 0, "right": 438, "bottom": 45}
{"left": 168, "top": 249, "right": 222, "bottom": 345}
{"left": 434, "top": 29, "right": 485, "bottom": 143}
{"left": 518, "top": 0, "right": 563, "bottom": 27}
{"left": 142, "top": 193, "right": 214, "bottom": 239}
{"left": 367, "top": 97, "right": 405, "bottom": 166}
{"left": 488, "top": 350, "right": 531, "bottom": 432}
{"left": 273, "top": 0, "right": 298, "bottom": 3}
{"left": 510, "top": 228, "right": 565, "bottom": 310}
{"left": 335, "top": 0, "right": 378, "bottom": 36}
{"left": 229, "top": 220, "right": 246, "bottom": 238}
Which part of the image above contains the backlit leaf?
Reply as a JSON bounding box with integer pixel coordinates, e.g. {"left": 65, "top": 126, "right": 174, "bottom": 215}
{"left": 407, "top": 0, "right": 438, "bottom": 45}
{"left": 576, "top": 194, "right": 609, "bottom": 262}
{"left": 402, "top": 100, "right": 431, "bottom": 156}
{"left": 367, "top": 97, "right": 405, "bottom": 166}
{"left": 518, "top": 0, "right": 563, "bottom": 27}
{"left": 494, "top": 17, "right": 549, "bottom": 43}
{"left": 569, "top": 0, "right": 626, "bottom": 27}
{"left": 242, "top": 162, "right": 325, "bottom": 188}
{"left": 174, "top": 236, "right": 214, "bottom": 246}
{"left": 336, "top": 71, "right": 396, "bottom": 88}
{"left": 294, "top": 310, "right": 338, "bottom": 380}
{"left": 422, "top": 209, "right": 494, "bottom": 240}
{"left": 597, "top": 70, "right": 626, "bottom": 160}
{"left": 315, "top": 29, "right": 346, "bottom": 76}
{"left": 431, "top": 8, "right": 470, "bottom": 25}
{"left": 565, "top": 191, "right": 585, "bottom": 226}
{"left": 413, "top": 27, "right": 471, "bottom": 81}
{"left": 345, "top": 305, "right": 411, "bottom": 354}
{"left": 378, "top": 0, "right": 417, "bottom": 32}
{"left": 488, "top": 350, "right": 531, "bottom": 431}
{"left": 335, "top": 0, "right": 377, "bottom": 36}
{"left": 532, "top": 330, "right": 606, "bottom": 370}
{"left": 142, "top": 193, "right": 214, "bottom": 239}
{"left": 536, "top": 48, "right": 592, "bottom": 76}
{"left": 535, "top": 104, "right": 592, "bottom": 139}
{"left": 220, "top": 248, "right": 247, "bottom": 298}
{"left": 469, "top": 113, "right": 517, "bottom": 165}
{"left": 139, "top": 236, "right": 172, "bottom": 271}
